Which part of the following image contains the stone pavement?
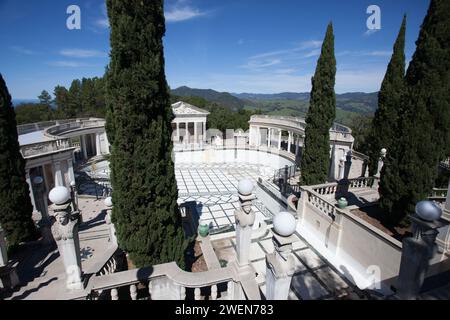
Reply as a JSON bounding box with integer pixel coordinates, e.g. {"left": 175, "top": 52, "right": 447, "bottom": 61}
{"left": 176, "top": 163, "right": 275, "bottom": 232}
{"left": 3, "top": 197, "right": 112, "bottom": 300}
{"left": 211, "top": 227, "right": 363, "bottom": 300}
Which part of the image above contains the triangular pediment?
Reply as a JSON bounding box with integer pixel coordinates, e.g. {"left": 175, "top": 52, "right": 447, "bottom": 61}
{"left": 172, "top": 101, "right": 210, "bottom": 116}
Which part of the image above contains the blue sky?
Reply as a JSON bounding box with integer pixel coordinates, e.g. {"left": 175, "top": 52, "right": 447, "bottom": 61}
{"left": 0, "top": 0, "right": 430, "bottom": 99}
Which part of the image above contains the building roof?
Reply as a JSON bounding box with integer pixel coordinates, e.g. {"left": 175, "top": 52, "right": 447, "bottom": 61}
{"left": 18, "top": 130, "right": 54, "bottom": 146}
{"left": 171, "top": 101, "right": 210, "bottom": 116}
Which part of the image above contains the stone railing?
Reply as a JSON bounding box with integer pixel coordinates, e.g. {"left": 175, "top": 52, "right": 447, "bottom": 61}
{"left": 85, "top": 261, "right": 259, "bottom": 300}
{"left": 250, "top": 115, "right": 352, "bottom": 135}
{"left": 44, "top": 118, "right": 106, "bottom": 139}
{"left": 302, "top": 187, "right": 337, "bottom": 221}
{"left": 20, "top": 139, "right": 74, "bottom": 158}
{"left": 17, "top": 118, "right": 91, "bottom": 136}
{"left": 311, "top": 177, "right": 378, "bottom": 197}
{"left": 428, "top": 188, "right": 448, "bottom": 205}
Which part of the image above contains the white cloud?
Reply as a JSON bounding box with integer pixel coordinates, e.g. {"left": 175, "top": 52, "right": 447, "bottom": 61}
{"left": 302, "top": 49, "right": 321, "bottom": 58}
{"left": 240, "top": 59, "right": 282, "bottom": 70}
{"left": 366, "top": 50, "right": 391, "bottom": 56}
{"left": 10, "top": 46, "right": 37, "bottom": 55}
{"left": 60, "top": 49, "right": 107, "bottom": 58}
{"left": 337, "top": 50, "right": 392, "bottom": 58}
{"left": 48, "top": 61, "right": 95, "bottom": 68}
{"left": 298, "top": 40, "right": 323, "bottom": 50}
{"left": 94, "top": 3, "right": 109, "bottom": 30}
{"left": 165, "top": 0, "right": 207, "bottom": 23}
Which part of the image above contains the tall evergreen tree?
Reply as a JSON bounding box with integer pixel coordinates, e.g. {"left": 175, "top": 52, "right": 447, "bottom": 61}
{"left": 38, "top": 90, "right": 52, "bottom": 106}
{"left": 0, "top": 74, "right": 36, "bottom": 248}
{"left": 106, "top": 0, "right": 187, "bottom": 268}
{"left": 380, "top": 0, "right": 450, "bottom": 224}
{"left": 300, "top": 23, "right": 336, "bottom": 185}
{"left": 368, "top": 16, "right": 406, "bottom": 176}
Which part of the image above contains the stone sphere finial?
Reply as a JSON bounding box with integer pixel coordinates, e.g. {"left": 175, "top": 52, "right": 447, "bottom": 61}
{"left": 238, "top": 179, "right": 254, "bottom": 196}
{"left": 273, "top": 211, "right": 296, "bottom": 237}
{"left": 70, "top": 180, "right": 76, "bottom": 187}
{"left": 380, "top": 148, "right": 387, "bottom": 157}
{"left": 104, "top": 197, "right": 113, "bottom": 208}
{"left": 33, "top": 176, "right": 44, "bottom": 185}
{"left": 415, "top": 200, "right": 442, "bottom": 222}
{"left": 339, "top": 156, "right": 346, "bottom": 163}
{"left": 49, "top": 186, "right": 71, "bottom": 205}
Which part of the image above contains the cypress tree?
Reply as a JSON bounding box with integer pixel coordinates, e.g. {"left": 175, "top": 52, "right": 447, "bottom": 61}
{"left": 380, "top": 0, "right": 450, "bottom": 223}
{"left": 368, "top": 16, "right": 406, "bottom": 176}
{"left": 106, "top": 0, "right": 187, "bottom": 268}
{"left": 0, "top": 74, "right": 36, "bottom": 248}
{"left": 300, "top": 23, "right": 336, "bottom": 185}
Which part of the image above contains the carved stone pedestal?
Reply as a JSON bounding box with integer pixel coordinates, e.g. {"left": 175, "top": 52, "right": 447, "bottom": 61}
{"left": 265, "top": 233, "right": 296, "bottom": 300}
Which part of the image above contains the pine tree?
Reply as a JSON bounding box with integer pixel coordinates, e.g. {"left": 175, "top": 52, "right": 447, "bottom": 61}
{"left": 0, "top": 74, "right": 36, "bottom": 248}
{"left": 38, "top": 90, "right": 52, "bottom": 106}
{"left": 380, "top": 0, "right": 450, "bottom": 224}
{"left": 106, "top": 0, "right": 187, "bottom": 268}
{"left": 300, "top": 23, "right": 336, "bottom": 185}
{"left": 368, "top": 16, "right": 406, "bottom": 176}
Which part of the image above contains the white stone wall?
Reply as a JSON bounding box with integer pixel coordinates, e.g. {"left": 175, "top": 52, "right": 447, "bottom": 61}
{"left": 175, "top": 149, "right": 294, "bottom": 171}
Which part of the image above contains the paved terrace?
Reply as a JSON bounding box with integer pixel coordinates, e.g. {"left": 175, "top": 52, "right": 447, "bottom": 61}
{"left": 3, "top": 197, "right": 111, "bottom": 300}
{"left": 209, "top": 227, "right": 369, "bottom": 300}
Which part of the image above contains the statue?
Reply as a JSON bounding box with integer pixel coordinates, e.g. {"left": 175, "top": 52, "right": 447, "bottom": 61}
{"left": 48, "top": 186, "right": 83, "bottom": 290}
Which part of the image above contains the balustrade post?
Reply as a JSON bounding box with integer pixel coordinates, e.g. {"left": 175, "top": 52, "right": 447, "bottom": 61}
{"left": 111, "top": 288, "right": 119, "bottom": 300}
{"left": 265, "top": 212, "right": 297, "bottom": 300}
{"left": 104, "top": 197, "right": 117, "bottom": 245}
{"left": 396, "top": 201, "right": 447, "bottom": 299}
{"left": 194, "top": 288, "right": 201, "bottom": 300}
{"left": 48, "top": 186, "right": 83, "bottom": 290}
{"left": 235, "top": 179, "right": 256, "bottom": 266}
{"left": 130, "top": 284, "right": 137, "bottom": 300}
{"left": 211, "top": 284, "right": 218, "bottom": 300}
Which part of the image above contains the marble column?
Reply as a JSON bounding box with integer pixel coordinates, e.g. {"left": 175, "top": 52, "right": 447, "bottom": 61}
{"left": 338, "top": 157, "right": 346, "bottom": 181}
{"left": 249, "top": 126, "right": 253, "bottom": 146}
{"left": 26, "top": 170, "right": 37, "bottom": 213}
{"left": 278, "top": 130, "right": 282, "bottom": 151}
{"left": 0, "top": 226, "right": 20, "bottom": 289}
{"left": 203, "top": 121, "right": 207, "bottom": 142}
{"left": 267, "top": 128, "right": 271, "bottom": 148}
{"left": 287, "top": 132, "right": 292, "bottom": 153}
{"left": 295, "top": 136, "right": 300, "bottom": 156}
{"left": 185, "top": 122, "right": 189, "bottom": 144}
{"left": 234, "top": 180, "right": 256, "bottom": 266}
{"left": 194, "top": 121, "right": 198, "bottom": 144}
{"left": 257, "top": 127, "right": 261, "bottom": 147}
{"left": 95, "top": 133, "right": 102, "bottom": 156}
{"left": 176, "top": 122, "right": 180, "bottom": 143}
{"left": 81, "top": 135, "right": 88, "bottom": 160}
{"left": 54, "top": 162, "right": 63, "bottom": 187}
{"left": 0, "top": 227, "right": 8, "bottom": 267}
{"left": 445, "top": 180, "right": 450, "bottom": 213}
{"left": 67, "top": 159, "right": 75, "bottom": 184}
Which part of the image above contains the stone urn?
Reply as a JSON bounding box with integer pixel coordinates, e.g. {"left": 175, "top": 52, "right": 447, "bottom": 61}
{"left": 198, "top": 220, "right": 210, "bottom": 237}
{"left": 337, "top": 197, "right": 348, "bottom": 209}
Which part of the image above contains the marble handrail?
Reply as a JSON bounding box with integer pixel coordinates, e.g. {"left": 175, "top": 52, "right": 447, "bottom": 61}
{"left": 86, "top": 260, "right": 259, "bottom": 300}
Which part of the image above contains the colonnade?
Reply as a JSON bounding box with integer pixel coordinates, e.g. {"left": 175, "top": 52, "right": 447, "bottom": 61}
{"left": 249, "top": 126, "right": 303, "bottom": 157}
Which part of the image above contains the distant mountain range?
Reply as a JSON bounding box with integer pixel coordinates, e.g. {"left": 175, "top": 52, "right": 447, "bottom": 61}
{"left": 12, "top": 99, "right": 39, "bottom": 106}
{"left": 170, "top": 86, "right": 378, "bottom": 124}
